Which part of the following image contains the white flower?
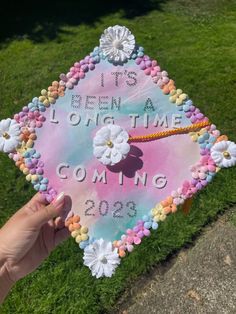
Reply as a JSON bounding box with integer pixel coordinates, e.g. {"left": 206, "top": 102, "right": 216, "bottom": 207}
{"left": 211, "top": 140, "right": 236, "bottom": 168}
{"left": 93, "top": 124, "right": 130, "bottom": 166}
{"left": 0, "top": 118, "right": 21, "bottom": 153}
{"left": 99, "top": 25, "right": 135, "bottom": 63}
{"left": 83, "top": 238, "right": 120, "bottom": 278}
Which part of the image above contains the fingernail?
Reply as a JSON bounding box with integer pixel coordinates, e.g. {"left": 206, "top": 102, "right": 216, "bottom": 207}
{"left": 53, "top": 192, "right": 65, "bottom": 206}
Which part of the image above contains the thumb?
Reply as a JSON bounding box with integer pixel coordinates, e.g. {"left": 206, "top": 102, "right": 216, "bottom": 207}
{"left": 28, "top": 192, "right": 65, "bottom": 228}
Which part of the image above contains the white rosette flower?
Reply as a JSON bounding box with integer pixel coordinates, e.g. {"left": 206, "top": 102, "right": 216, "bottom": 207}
{"left": 211, "top": 140, "right": 236, "bottom": 168}
{"left": 0, "top": 118, "right": 21, "bottom": 153}
{"left": 83, "top": 238, "right": 120, "bottom": 278}
{"left": 93, "top": 124, "right": 130, "bottom": 166}
{"left": 99, "top": 25, "right": 135, "bottom": 63}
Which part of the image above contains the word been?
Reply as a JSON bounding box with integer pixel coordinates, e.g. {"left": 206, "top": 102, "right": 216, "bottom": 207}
{"left": 56, "top": 164, "right": 168, "bottom": 189}
{"left": 84, "top": 199, "right": 137, "bottom": 218}
{"left": 71, "top": 95, "right": 122, "bottom": 111}
{"left": 50, "top": 108, "right": 183, "bottom": 129}
{"left": 70, "top": 95, "right": 155, "bottom": 112}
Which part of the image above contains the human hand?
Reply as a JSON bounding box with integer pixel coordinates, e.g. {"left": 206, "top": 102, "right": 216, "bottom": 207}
{"left": 0, "top": 192, "right": 70, "bottom": 302}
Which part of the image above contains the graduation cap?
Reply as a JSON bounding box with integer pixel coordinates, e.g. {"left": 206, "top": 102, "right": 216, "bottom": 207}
{"left": 1, "top": 25, "right": 235, "bottom": 278}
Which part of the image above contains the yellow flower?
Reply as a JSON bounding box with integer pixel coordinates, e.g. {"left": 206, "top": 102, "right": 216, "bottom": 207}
{"left": 71, "top": 225, "right": 89, "bottom": 243}
{"left": 151, "top": 203, "right": 166, "bottom": 222}
{"left": 169, "top": 89, "right": 188, "bottom": 105}
{"left": 189, "top": 128, "right": 207, "bottom": 142}
{"left": 16, "top": 141, "right": 32, "bottom": 155}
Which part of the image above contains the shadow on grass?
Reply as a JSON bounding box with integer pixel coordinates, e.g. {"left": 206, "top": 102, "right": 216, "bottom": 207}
{"left": 0, "top": 0, "right": 167, "bottom": 45}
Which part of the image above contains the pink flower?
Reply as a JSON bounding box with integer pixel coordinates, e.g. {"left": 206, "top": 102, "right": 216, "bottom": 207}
{"left": 126, "top": 228, "right": 142, "bottom": 244}
{"left": 206, "top": 124, "right": 221, "bottom": 138}
{"left": 171, "top": 188, "right": 186, "bottom": 205}
{"left": 200, "top": 156, "right": 216, "bottom": 172}
{"left": 153, "top": 70, "right": 169, "bottom": 87}
{"left": 120, "top": 235, "right": 134, "bottom": 252}
{"left": 190, "top": 164, "right": 208, "bottom": 180}
{"left": 14, "top": 109, "right": 45, "bottom": 128}
{"left": 113, "top": 234, "right": 134, "bottom": 258}
{"left": 182, "top": 180, "right": 197, "bottom": 198}
{"left": 135, "top": 56, "right": 169, "bottom": 87}
{"left": 59, "top": 56, "right": 96, "bottom": 89}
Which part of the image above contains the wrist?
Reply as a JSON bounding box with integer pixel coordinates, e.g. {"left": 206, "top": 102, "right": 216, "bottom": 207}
{"left": 0, "top": 264, "right": 15, "bottom": 304}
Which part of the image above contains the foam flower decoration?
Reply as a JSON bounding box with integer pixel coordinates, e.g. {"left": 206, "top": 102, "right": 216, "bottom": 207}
{"left": 182, "top": 180, "right": 197, "bottom": 198}
{"left": 171, "top": 188, "right": 186, "bottom": 205}
{"left": 93, "top": 124, "right": 130, "bottom": 166}
{"left": 0, "top": 118, "right": 21, "bottom": 153}
{"left": 161, "top": 196, "right": 177, "bottom": 214}
{"left": 83, "top": 238, "right": 120, "bottom": 278}
{"left": 100, "top": 25, "right": 135, "bottom": 63}
{"left": 162, "top": 79, "right": 176, "bottom": 95}
{"left": 113, "top": 235, "right": 134, "bottom": 258}
{"left": 151, "top": 203, "right": 166, "bottom": 222}
{"left": 169, "top": 89, "right": 188, "bottom": 105}
{"left": 28, "top": 97, "right": 46, "bottom": 112}
{"left": 211, "top": 140, "right": 236, "bottom": 168}
{"left": 189, "top": 127, "right": 207, "bottom": 142}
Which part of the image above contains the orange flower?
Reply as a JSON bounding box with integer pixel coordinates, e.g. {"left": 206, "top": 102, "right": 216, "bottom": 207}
{"left": 162, "top": 79, "right": 176, "bottom": 95}
{"left": 19, "top": 127, "right": 37, "bottom": 147}
{"left": 113, "top": 240, "right": 126, "bottom": 257}
{"left": 65, "top": 214, "right": 81, "bottom": 232}
{"left": 216, "top": 135, "right": 228, "bottom": 143}
{"left": 161, "top": 196, "right": 177, "bottom": 214}
{"left": 14, "top": 153, "right": 25, "bottom": 167}
{"left": 14, "top": 154, "right": 29, "bottom": 175}
{"left": 48, "top": 81, "right": 65, "bottom": 98}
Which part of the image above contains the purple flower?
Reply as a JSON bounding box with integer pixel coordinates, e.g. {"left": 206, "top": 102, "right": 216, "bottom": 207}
{"left": 200, "top": 147, "right": 211, "bottom": 156}
{"left": 191, "top": 178, "right": 208, "bottom": 190}
{"left": 133, "top": 220, "right": 151, "bottom": 238}
{"left": 40, "top": 186, "right": 56, "bottom": 203}
{"left": 27, "top": 159, "right": 44, "bottom": 175}
{"left": 185, "top": 106, "right": 206, "bottom": 123}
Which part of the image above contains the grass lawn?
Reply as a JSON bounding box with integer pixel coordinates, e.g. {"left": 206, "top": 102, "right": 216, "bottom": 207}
{"left": 0, "top": 0, "right": 236, "bottom": 313}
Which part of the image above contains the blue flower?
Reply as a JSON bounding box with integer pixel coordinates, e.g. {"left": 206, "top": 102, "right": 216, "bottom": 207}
{"left": 206, "top": 171, "right": 216, "bottom": 182}
{"left": 178, "top": 99, "right": 193, "bottom": 112}
{"left": 131, "top": 46, "right": 144, "bottom": 59}
{"left": 33, "top": 175, "right": 48, "bottom": 191}
{"left": 28, "top": 97, "right": 46, "bottom": 112}
{"left": 90, "top": 47, "right": 102, "bottom": 63}
{"left": 198, "top": 133, "right": 216, "bottom": 149}
{"left": 142, "top": 214, "right": 158, "bottom": 230}
{"left": 79, "top": 237, "right": 95, "bottom": 250}
{"left": 23, "top": 148, "right": 41, "bottom": 159}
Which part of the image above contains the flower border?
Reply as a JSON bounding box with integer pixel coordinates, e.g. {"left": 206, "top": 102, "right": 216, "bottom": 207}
{"left": 5, "top": 36, "right": 232, "bottom": 275}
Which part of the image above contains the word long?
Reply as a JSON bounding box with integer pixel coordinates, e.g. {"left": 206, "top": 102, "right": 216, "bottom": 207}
{"left": 50, "top": 109, "right": 183, "bottom": 129}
